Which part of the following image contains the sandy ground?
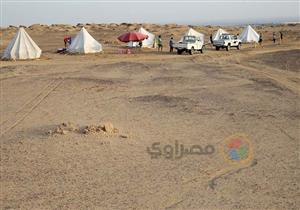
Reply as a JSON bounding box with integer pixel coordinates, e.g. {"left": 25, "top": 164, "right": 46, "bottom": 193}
{"left": 0, "top": 24, "right": 300, "bottom": 209}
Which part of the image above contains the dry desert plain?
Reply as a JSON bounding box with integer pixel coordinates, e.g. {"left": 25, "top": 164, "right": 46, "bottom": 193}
{"left": 0, "top": 23, "right": 300, "bottom": 209}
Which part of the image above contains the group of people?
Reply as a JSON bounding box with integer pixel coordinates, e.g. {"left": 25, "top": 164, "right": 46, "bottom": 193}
{"left": 63, "top": 31, "right": 284, "bottom": 52}
{"left": 135, "top": 35, "right": 164, "bottom": 51}
{"left": 153, "top": 35, "right": 174, "bottom": 52}
{"left": 272, "top": 31, "right": 284, "bottom": 44}
{"left": 208, "top": 32, "right": 283, "bottom": 48}
{"left": 258, "top": 31, "right": 284, "bottom": 47}
{"left": 153, "top": 31, "right": 284, "bottom": 52}
{"left": 146, "top": 35, "right": 172, "bottom": 52}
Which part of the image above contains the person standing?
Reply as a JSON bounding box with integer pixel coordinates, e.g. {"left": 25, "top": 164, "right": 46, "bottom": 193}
{"left": 210, "top": 34, "right": 213, "bottom": 44}
{"left": 273, "top": 32, "right": 276, "bottom": 44}
{"left": 169, "top": 37, "right": 174, "bottom": 53}
{"left": 259, "top": 33, "right": 263, "bottom": 47}
{"left": 209, "top": 34, "right": 213, "bottom": 48}
{"left": 68, "top": 37, "right": 72, "bottom": 45}
{"left": 280, "top": 32, "right": 283, "bottom": 44}
{"left": 157, "top": 35, "right": 163, "bottom": 52}
{"left": 64, "top": 36, "right": 69, "bottom": 48}
{"left": 64, "top": 36, "right": 71, "bottom": 48}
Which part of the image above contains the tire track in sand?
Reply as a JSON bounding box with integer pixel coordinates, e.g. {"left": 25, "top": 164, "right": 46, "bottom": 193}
{"left": 234, "top": 63, "right": 300, "bottom": 95}
{"left": 0, "top": 79, "right": 63, "bottom": 137}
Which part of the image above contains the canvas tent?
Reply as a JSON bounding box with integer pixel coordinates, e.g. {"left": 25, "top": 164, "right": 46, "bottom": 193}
{"left": 212, "top": 28, "right": 228, "bottom": 41}
{"left": 127, "top": 27, "right": 155, "bottom": 48}
{"left": 138, "top": 27, "right": 155, "bottom": 48}
{"left": 239, "top": 25, "right": 260, "bottom": 43}
{"left": 68, "top": 27, "right": 102, "bottom": 53}
{"left": 2, "top": 27, "right": 42, "bottom": 60}
{"left": 180, "top": 28, "right": 205, "bottom": 43}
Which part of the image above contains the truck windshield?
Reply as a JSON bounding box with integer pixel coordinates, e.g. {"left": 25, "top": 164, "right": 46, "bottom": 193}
{"left": 220, "top": 34, "right": 230, "bottom": 40}
{"left": 183, "top": 36, "right": 196, "bottom": 43}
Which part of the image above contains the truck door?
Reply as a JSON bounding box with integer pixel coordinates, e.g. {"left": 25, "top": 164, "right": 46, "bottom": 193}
{"left": 196, "top": 38, "right": 200, "bottom": 49}
{"left": 232, "top": 35, "right": 237, "bottom": 46}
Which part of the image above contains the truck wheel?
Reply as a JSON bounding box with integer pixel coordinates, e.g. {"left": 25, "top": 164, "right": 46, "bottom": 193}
{"left": 177, "top": 49, "right": 183, "bottom": 55}
{"left": 237, "top": 43, "right": 241, "bottom": 50}
{"left": 189, "top": 47, "right": 194, "bottom": 55}
{"left": 226, "top": 45, "right": 231, "bottom": 51}
{"left": 216, "top": 46, "right": 220, "bottom": 51}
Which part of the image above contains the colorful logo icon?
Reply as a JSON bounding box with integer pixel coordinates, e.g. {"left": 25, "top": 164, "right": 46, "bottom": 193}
{"left": 220, "top": 134, "right": 253, "bottom": 165}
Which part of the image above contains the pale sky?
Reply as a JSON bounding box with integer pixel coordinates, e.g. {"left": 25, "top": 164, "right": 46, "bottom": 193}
{"left": 1, "top": 0, "right": 299, "bottom": 26}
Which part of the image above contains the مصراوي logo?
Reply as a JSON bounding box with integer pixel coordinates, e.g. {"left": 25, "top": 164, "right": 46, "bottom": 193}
{"left": 220, "top": 133, "right": 253, "bottom": 165}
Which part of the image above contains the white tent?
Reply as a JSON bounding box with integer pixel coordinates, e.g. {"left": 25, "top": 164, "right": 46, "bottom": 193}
{"left": 180, "top": 28, "right": 204, "bottom": 43}
{"left": 68, "top": 27, "right": 102, "bottom": 53}
{"left": 212, "top": 28, "right": 228, "bottom": 41}
{"left": 138, "top": 27, "right": 155, "bottom": 48}
{"left": 127, "top": 27, "right": 155, "bottom": 48}
{"left": 239, "top": 25, "right": 260, "bottom": 43}
{"left": 2, "top": 27, "right": 42, "bottom": 60}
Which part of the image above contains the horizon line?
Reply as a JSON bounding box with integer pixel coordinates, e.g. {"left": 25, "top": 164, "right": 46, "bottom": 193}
{"left": 2, "top": 19, "right": 299, "bottom": 28}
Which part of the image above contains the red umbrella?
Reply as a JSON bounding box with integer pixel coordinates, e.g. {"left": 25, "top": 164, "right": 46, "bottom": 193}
{"left": 118, "top": 32, "right": 148, "bottom": 42}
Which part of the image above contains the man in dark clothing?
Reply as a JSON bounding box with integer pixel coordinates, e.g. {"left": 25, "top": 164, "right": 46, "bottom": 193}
{"left": 210, "top": 34, "right": 213, "bottom": 48}
{"left": 169, "top": 37, "right": 174, "bottom": 53}
{"left": 259, "top": 33, "right": 263, "bottom": 47}
{"left": 280, "top": 32, "right": 283, "bottom": 44}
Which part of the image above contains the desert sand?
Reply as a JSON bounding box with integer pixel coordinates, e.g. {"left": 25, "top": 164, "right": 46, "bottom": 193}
{"left": 1, "top": 23, "right": 300, "bottom": 209}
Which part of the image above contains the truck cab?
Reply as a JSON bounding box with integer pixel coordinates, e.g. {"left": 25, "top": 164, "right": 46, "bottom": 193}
{"left": 173, "top": 35, "right": 204, "bottom": 55}
{"left": 213, "top": 34, "right": 241, "bottom": 51}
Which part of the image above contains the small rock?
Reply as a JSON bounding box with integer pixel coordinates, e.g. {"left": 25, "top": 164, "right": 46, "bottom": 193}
{"left": 61, "top": 130, "right": 68, "bottom": 135}
{"left": 103, "top": 122, "right": 114, "bottom": 133}
{"left": 55, "top": 127, "right": 62, "bottom": 134}
{"left": 83, "top": 129, "right": 89, "bottom": 134}
{"left": 119, "top": 134, "right": 128, "bottom": 138}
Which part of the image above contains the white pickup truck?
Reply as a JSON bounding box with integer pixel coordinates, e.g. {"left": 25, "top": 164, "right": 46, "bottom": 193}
{"left": 173, "top": 35, "right": 204, "bottom": 55}
{"left": 213, "top": 34, "right": 241, "bottom": 51}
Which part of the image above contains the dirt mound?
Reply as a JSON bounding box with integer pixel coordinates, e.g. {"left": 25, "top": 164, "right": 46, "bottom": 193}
{"left": 47, "top": 122, "right": 127, "bottom": 138}
{"left": 83, "top": 122, "right": 118, "bottom": 135}
{"left": 47, "top": 122, "right": 79, "bottom": 135}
